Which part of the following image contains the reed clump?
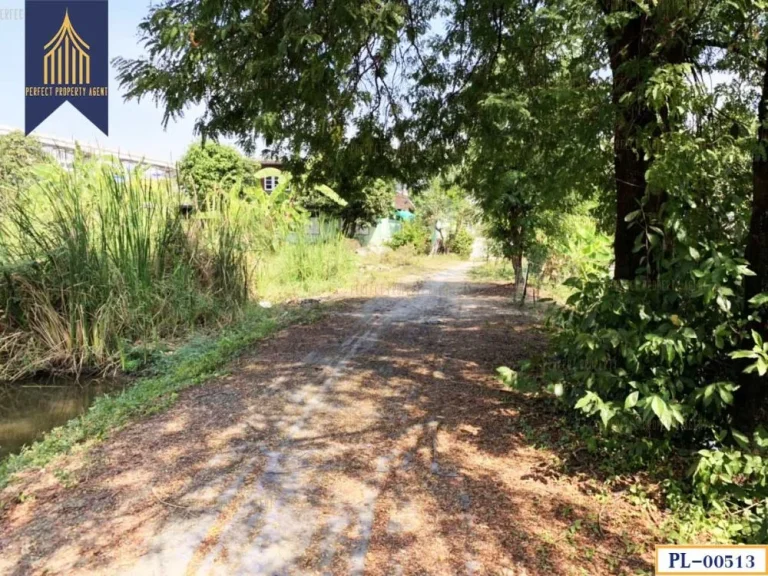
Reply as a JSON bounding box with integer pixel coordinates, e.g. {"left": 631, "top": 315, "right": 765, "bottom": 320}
{"left": 0, "top": 158, "right": 248, "bottom": 380}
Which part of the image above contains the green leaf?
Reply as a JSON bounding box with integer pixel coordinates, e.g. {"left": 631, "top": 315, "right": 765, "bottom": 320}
{"left": 754, "top": 427, "right": 768, "bottom": 449}
{"left": 625, "top": 391, "right": 639, "bottom": 409}
{"left": 650, "top": 395, "right": 673, "bottom": 430}
{"left": 748, "top": 293, "right": 768, "bottom": 307}
{"left": 681, "top": 327, "right": 697, "bottom": 339}
{"left": 574, "top": 393, "right": 594, "bottom": 411}
{"left": 566, "top": 293, "right": 581, "bottom": 306}
{"left": 716, "top": 294, "right": 731, "bottom": 313}
{"left": 599, "top": 405, "right": 614, "bottom": 428}
{"left": 624, "top": 209, "right": 641, "bottom": 222}
{"left": 666, "top": 344, "right": 675, "bottom": 364}
{"left": 730, "top": 350, "right": 757, "bottom": 359}
{"left": 732, "top": 429, "right": 750, "bottom": 449}
{"left": 496, "top": 366, "right": 517, "bottom": 387}
{"left": 716, "top": 383, "right": 734, "bottom": 405}
{"left": 253, "top": 167, "right": 283, "bottom": 179}
{"left": 313, "top": 184, "right": 348, "bottom": 207}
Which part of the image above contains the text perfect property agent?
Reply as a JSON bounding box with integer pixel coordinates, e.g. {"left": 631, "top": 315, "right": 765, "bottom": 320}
{"left": 25, "top": 86, "right": 108, "bottom": 97}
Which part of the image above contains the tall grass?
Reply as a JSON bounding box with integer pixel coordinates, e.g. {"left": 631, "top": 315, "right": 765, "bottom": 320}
{"left": 0, "top": 155, "right": 362, "bottom": 381}
{"left": 0, "top": 159, "right": 247, "bottom": 380}
{"left": 255, "top": 218, "right": 357, "bottom": 301}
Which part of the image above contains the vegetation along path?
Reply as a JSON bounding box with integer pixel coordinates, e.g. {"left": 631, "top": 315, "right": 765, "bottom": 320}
{"left": 0, "top": 262, "right": 657, "bottom": 575}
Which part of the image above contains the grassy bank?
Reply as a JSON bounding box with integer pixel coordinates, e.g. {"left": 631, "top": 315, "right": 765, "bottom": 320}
{"left": 469, "top": 260, "right": 516, "bottom": 282}
{"left": 0, "top": 303, "right": 320, "bottom": 489}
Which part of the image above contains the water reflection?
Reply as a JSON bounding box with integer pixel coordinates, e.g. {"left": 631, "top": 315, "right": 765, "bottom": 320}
{"left": 0, "top": 377, "right": 126, "bottom": 459}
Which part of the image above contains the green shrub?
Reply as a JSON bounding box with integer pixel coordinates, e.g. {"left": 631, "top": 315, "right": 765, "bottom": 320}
{"left": 387, "top": 221, "right": 430, "bottom": 254}
{"left": 519, "top": 239, "right": 768, "bottom": 542}
{"left": 178, "top": 141, "right": 260, "bottom": 206}
{"left": 446, "top": 228, "right": 473, "bottom": 258}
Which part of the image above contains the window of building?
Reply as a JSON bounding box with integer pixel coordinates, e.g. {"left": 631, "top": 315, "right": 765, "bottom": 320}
{"left": 264, "top": 176, "right": 279, "bottom": 192}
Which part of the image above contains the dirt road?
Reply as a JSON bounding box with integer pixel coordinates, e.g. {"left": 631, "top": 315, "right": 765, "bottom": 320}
{"left": 0, "top": 263, "right": 656, "bottom": 575}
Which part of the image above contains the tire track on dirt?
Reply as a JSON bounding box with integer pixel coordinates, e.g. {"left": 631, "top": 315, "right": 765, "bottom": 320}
{"left": 130, "top": 263, "right": 474, "bottom": 575}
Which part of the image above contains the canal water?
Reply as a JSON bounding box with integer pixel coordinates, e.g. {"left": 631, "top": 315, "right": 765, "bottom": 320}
{"left": 0, "top": 377, "right": 127, "bottom": 459}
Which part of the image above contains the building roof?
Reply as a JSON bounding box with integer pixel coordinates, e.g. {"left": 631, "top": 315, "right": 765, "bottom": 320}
{"left": 394, "top": 190, "right": 415, "bottom": 211}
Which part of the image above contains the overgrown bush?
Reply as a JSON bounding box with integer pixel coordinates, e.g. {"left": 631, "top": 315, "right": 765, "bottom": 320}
{"left": 387, "top": 220, "right": 430, "bottom": 254}
{"left": 538, "top": 212, "right": 612, "bottom": 284}
{"left": 514, "top": 239, "right": 768, "bottom": 542}
{"left": 255, "top": 219, "right": 356, "bottom": 300}
{"left": 446, "top": 228, "right": 473, "bottom": 258}
{"left": 381, "top": 245, "right": 420, "bottom": 267}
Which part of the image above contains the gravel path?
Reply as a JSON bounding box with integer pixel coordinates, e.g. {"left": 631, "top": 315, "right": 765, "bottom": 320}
{"left": 0, "top": 262, "right": 657, "bottom": 575}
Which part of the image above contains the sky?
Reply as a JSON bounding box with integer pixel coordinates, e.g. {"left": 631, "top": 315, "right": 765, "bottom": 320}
{"left": 0, "top": 0, "right": 215, "bottom": 163}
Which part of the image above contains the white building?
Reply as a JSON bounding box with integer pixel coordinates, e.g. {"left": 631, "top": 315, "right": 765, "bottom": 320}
{"left": 0, "top": 125, "right": 176, "bottom": 179}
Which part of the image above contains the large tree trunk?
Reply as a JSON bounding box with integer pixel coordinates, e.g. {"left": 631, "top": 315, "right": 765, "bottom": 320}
{"left": 744, "top": 41, "right": 768, "bottom": 310}
{"left": 607, "top": 8, "right": 650, "bottom": 281}
{"left": 604, "top": 2, "right": 687, "bottom": 281}
{"left": 737, "top": 39, "right": 768, "bottom": 428}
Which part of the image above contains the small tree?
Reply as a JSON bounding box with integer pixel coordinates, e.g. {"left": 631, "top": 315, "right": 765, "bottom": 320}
{"left": 446, "top": 228, "right": 474, "bottom": 259}
{"left": 0, "top": 131, "right": 52, "bottom": 202}
{"left": 416, "top": 175, "right": 478, "bottom": 255}
{"left": 338, "top": 179, "right": 396, "bottom": 236}
{"left": 178, "top": 141, "right": 260, "bottom": 206}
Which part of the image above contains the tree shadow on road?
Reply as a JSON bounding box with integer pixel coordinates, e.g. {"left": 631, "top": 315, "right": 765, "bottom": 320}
{"left": 0, "top": 277, "right": 657, "bottom": 575}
